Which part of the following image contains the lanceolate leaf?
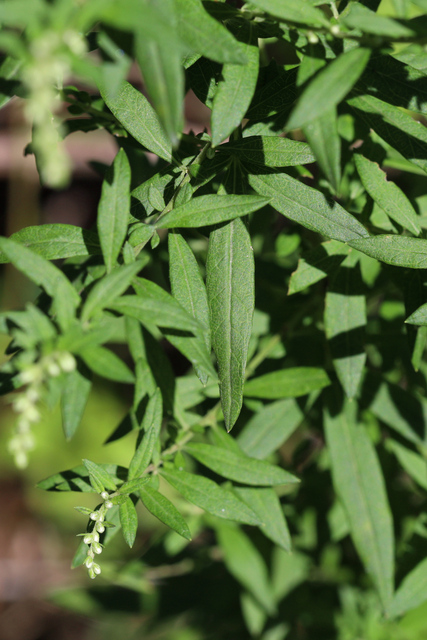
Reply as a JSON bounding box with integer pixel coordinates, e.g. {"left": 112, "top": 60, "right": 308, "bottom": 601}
{"left": 79, "top": 346, "right": 135, "bottom": 384}
{"left": 325, "top": 402, "right": 394, "bottom": 610}
{"left": 248, "top": 0, "right": 328, "bottom": 28}
{"left": 389, "top": 558, "right": 427, "bottom": 618}
{"left": 220, "top": 136, "right": 315, "bottom": 167}
{"left": 286, "top": 48, "right": 371, "bottom": 131}
{"left": 406, "top": 302, "right": 427, "bottom": 325}
{"left": 156, "top": 194, "right": 269, "bottom": 229}
{"left": 354, "top": 154, "right": 421, "bottom": 235}
{"left": 128, "top": 388, "right": 163, "bottom": 480}
{"left": 97, "top": 148, "right": 131, "bottom": 272}
{"left": 83, "top": 459, "right": 118, "bottom": 493}
{"left": 206, "top": 218, "right": 255, "bottom": 431}
{"left": 101, "top": 81, "right": 172, "bottom": 162}
{"left": 244, "top": 367, "right": 330, "bottom": 399}
{"left": 249, "top": 173, "right": 369, "bottom": 243}
{"left": 61, "top": 366, "right": 92, "bottom": 441}
{"left": 343, "top": 3, "right": 415, "bottom": 38}
{"left": 119, "top": 496, "right": 138, "bottom": 547}
{"left": 288, "top": 241, "right": 350, "bottom": 295}
{"left": 234, "top": 487, "right": 292, "bottom": 551}
{"left": 139, "top": 484, "right": 191, "bottom": 540}
{"left": 0, "top": 224, "right": 101, "bottom": 263}
{"left": 303, "top": 108, "right": 341, "bottom": 192}
{"left": 185, "top": 443, "right": 299, "bottom": 486}
{"left": 160, "top": 468, "right": 261, "bottom": 525}
{"left": 211, "top": 21, "right": 259, "bottom": 147}
{"left": 349, "top": 236, "right": 427, "bottom": 269}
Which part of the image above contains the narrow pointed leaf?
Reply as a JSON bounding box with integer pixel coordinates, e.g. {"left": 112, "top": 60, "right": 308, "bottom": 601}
{"left": 101, "top": 81, "right": 172, "bottom": 162}
{"left": 211, "top": 21, "right": 259, "bottom": 147}
{"left": 61, "top": 367, "right": 92, "bottom": 440}
{"left": 249, "top": 173, "right": 369, "bottom": 242}
{"left": 128, "top": 388, "right": 163, "bottom": 480}
{"left": 118, "top": 477, "right": 150, "bottom": 495}
{"left": 303, "top": 108, "right": 341, "bottom": 192}
{"left": 286, "top": 48, "right": 371, "bottom": 131}
{"left": 207, "top": 218, "right": 255, "bottom": 430}
{"left": 325, "top": 402, "right": 394, "bottom": 610}
{"left": 161, "top": 468, "right": 261, "bottom": 525}
{"left": 389, "top": 558, "right": 427, "bottom": 618}
{"left": 354, "top": 153, "right": 421, "bottom": 235}
{"left": 139, "top": 484, "right": 191, "bottom": 540}
{"left": 244, "top": 367, "right": 330, "bottom": 399}
{"left": 119, "top": 496, "right": 138, "bottom": 547}
{"left": 220, "top": 136, "right": 315, "bottom": 168}
{"left": 288, "top": 241, "right": 350, "bottom": 295}
{"left": 234, "top": 487, "right": 292, "bottom": 551}
{"left": 79, "top": 346, "right": 135, "bottom": 384}
{"left": 156, "top": 194, "right": 269, "bottom": 229}
{"left": 407, "top": 302, "right": 427, "bottom": 325}
{"left": 185, "top": 443, "right": 299, "bottom": 486}
{"left": 349, "top": 236, "right": 427, "bottom": 269}
{"left": 83, "top": 459, "right": 118, "bottom": 493}
{"left": 248, "top": 0, "right": 328, "bottom": 27}
{"left": 343, "top": 3, "right": 415, "bottom": 38}
{"left": 387, "top": 440, "right": 427, "bottom": 491}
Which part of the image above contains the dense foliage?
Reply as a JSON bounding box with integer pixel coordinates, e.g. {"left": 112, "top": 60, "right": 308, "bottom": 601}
{"left": 1, "top": 0, "right": 427, "bottom": 637}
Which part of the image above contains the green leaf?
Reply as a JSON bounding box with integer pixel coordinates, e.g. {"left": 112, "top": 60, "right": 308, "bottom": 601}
{"left": 0, "top": 224, "right": 102, "bottom": 263}
{"left": 211, "top": 21, "right": 259, "bottom": 147}
{"left": 0, "top": 237, "right": 80, "bottom": 330}
{"left": 101, "top": 81, "right": 172, "bottom": 162}
{"left": 406, "top": 302, "right": 427, "bottom": 325}
{"left": 79, "top": 346, "right": 135, "bottom": 384}
{"left": 244, "top": 367, "right": 330, "bottom": 399}
{"left": 37, "top": 463, "right": 125, "bottom": 492}
{"left": 156, "top": 194, "right": 269, "bottom": 229}
{"left": 83, "top": 459, "right": 118, "bottom": 493}
{"left": 349, "top": 236, "right": 427, "bottom": 269}
{"left": 246, "top": 67, "right": 298, "bottom": 120}
{"left": 175, "top": 0, "right": 248, "bottom": 65}
{"left": 220, "top": 136, "right": 315, "bottom": 168}
{"left": 97, "top": 148, "right": 131, "bottom": 272}
{"left": 354, "top": 154, "right": 421, "bottom": 235}
{"left": 119, "top": 496, "right": 138, "bottom": 547}
{"left": 237, "top": 399, "right": 303, "bottom": 459}
{"left": 303, "top": 109, "right": 341, "bottom": 192}
{"left": 215, "top": 521, "right": 277, "bottom": 615}
{"left": 347, "top": 94, "right": 427, "bottom": 174}
{"left": 288, "top": 241, "right": 349, "bottom": 295}
{"left": 249, "top": 173, "right": 369, "bottom": 242}
{"left": 139, "top": 484, "right": 191, "bottom": 540}
{"left": 128, "top": 389, "right": 163, "bottom": 480}
{"left": 324, "top": 401, "right": 394, "bottom": 610}
{"left": 207, "top": 218, "right": 255, "bottom": 430}
{"left": 324, "top": 262, "right": 367, "bottom": 399}
{"left": 118, "top": 477, "right": 150, "bottom": 495}
{"left": 389, "top": 558, "right": 427, "bottom": 618}
{"left": 161, "top": 468, "right": 261, "bottom": 525}
{"left": 185, "top": 443, "right": 299, "bottom": 486}
{"left": 234, "top": 487, "right": 292, "bottom": 551}
{"left": 248, "top": 0, "right": 328, "bottom": 27}
{"left": 168, "top": 232, "right": 214, "bottom": 384}
{"left": 286, "top": 48, "right": 371, "bottom": 131}
{"left": 387, "top": 440, "right": 427, "bottom": 491}
{"left": 0, "top": 55, "right": 21, "bottom": 110}
{"left": 61, "top": 366, "right": 92, "bottom": 441}
{"left": 81, "top": 261, "right": 146, "bottom": 322}
{"left": 343, "top": 3, "right": 415, "bottom": 38}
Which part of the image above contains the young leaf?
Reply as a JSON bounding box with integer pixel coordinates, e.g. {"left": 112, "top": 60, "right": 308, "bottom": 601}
{"left": 244, "top": 367, "right": 330, "bottom": 399}
{"left": 207, "top": 218, "right": 255, "bottom": 430}
{"left": 215, "top": 521, "right": 277, "bottom": 615}
{"left": 211, "top": 21, "right": 259, "bottom": 148}
{"left": 249, "top": 173, "right": 369, "bottom": 243}
{"left": 325, "top": 401, "right": 394, "bottom": 610}
{"left": 81, "top": 260, "right": 146, "bottom": 322}
{"left": 0, "top": 224, "right": 102, "bottom": 263}
{"left": 128, "top": 388, "right": 163, "bottom": 480}
{"left": 83, "top": 459, "right": 118, "bottom": 493}
{"left": 220, "top": 136, "right": 315, "bottom": 168}
{"left": 175, "top": 0, "right": 248, "bottom": 65}
{"left": 185, "top": 443, "right": 299, "bottom": 486}
{"left": 389, "top": 558, "right": 427, "bottom": 618}
{"left": 139, "top": 484, "right": 191, "bottom": 540}
{"left": 119, "top": 496, "right": 138, "bottom": 547}
{"left": 303, "top": 108, "right": 341, "bottom": 193}
{"left": 324, "top": 262, "right": 367, "bottom": 399}
{"left": 349, "top": 236, "right": 427, "bottom": 269}
{"left": 156, "top": 194, "right": 269, "bottom": 229}
{"left": 354, "top": 153, "right": 421, "bottom": 236}
{"left": 101, "top": 81, "right": 172, "bottom": 162}
{"left": 97, "top": 148, "right": 131, "bottom": 272}
{"left": 234, "top": 487, "right": 292, "bottom": 551}
{"left": 237, "top": 399, "right": 303, "bottom": 459}
{"left": 286, "top": 48, "right": 371, "bottom": 131}
{"left": 79, "top": 345, "right": 135, "bottom": 384}
{"left": 160, "top": 468, "right": 261, "bottom": 525}
{"left": 61, "top": 366, "right": 92, "bottom": 441}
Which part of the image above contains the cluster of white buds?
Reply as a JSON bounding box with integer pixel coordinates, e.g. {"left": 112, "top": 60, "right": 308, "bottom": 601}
{"left": 21, "top": 29, "right": 87, "bottom": 188}
{"left": 82, "top": 492, "right": 114, "bottom": 579}
{"left": 8, "top": 351, "right": 76, "bottom": 468}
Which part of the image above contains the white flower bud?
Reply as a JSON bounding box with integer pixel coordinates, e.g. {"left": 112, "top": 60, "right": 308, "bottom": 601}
{"left": 26, "top": 388, "right": 40, "bottom": 403}
{"left": 100, "top": 491, "right": 109, "bottom": 500}
{"left": 92, "top": 542, "right": 102, "bottom": 555}
{"left": 92, "top": 532, "right": 99, "bottom": 543}
{"left": 88, "top": 567, "right": 96, "bottom": 579}
{"left": 19, "top": 367, "right": 40, "bottom": 385}
{"left": 93, "top": 564, "right": 101, "bottom": 575}
{"left": 24, "top": 405, "right": 40, "bottom": 423}
{"left": 84, "top": 557, "right": 93, "bottom": 568}
{"left": 330, "top": 24, "right": 341, "bottom": 36}
{"left": 105, "top": 500, "right": 113, "bottom": 509}
{"left": 83, "top": 535, "right": 92, "bottom": 545}
{"left": 58, "top": 352, "right": 76, "bottom": 372}
{"left": 90, "top": 512, "right": 99, "bottom": 521}
{"left": 96, "top": 524, "right": 105, "bottom": 533}
{"left": 46, "top": 361, "right": 61, "bottom": 377}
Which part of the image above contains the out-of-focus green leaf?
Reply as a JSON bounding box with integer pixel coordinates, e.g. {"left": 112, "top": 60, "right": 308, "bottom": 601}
{"left": 119, "top": 496, "right": 138, "bottom": 547}
{"left": 387, "top": 440, "right": 427, "bottom": 491}
{"left": 343, "top": 3, "right": 416, "bottom": 38}
{"left": 325, "top": 401, "right": 394, "bottom": 610}
{"left": 207, "top": 218, "right": 254, "bottom": 431}
{"left": 139, "top": 484, "right": 191, "bottom": 539}
{"left": 244, "top": 367, "right": 330, "bottom": 399}
{"left": 61, "top": 366, "right": 92, "bottom": 441}
{"left": 128, "top": 389, "right": 163, "bottom": 479}
{"left": 79, "top": 345, "right": 135, "bottom": 384}
{"left": 248, "top": 0, "right": 328, "bottom": 27}
{"left": 288, "top": 241, "right": 350, "bottom": 295}
{"left": 235, "top": 487, "right": 292, "bottom": 551}
{"left": 389, "top": 558, "right": 427, "bottom": 618}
